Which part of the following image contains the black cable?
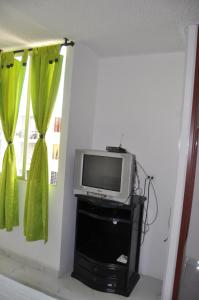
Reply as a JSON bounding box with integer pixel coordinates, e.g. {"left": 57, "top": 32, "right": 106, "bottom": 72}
{"left": 133, "top": 162, "right": 143, "bottom": 196}
{"left": 141, "top": 179, "right": 151, "bottom": 245}
{"left": 136, "top": 160, "right": 158, "bottom": 225}
{"left": 136, "top": 160, "right": 159, "bottom": 245}
{"left": 147, "top": 182, "right": 159, "bottom": 225}
{"left": 143, "top": 177, "right": 148, "bottom": 196}
{"left": 135, "top": 171, "right": 142, "bottom": 195}
{"left": 136, "top": 171, "right": 140, "bottom": 192}
{"left": 134, "top": 172, "right": 139, "bottom": 192}
{"left": 141, "top": 177, "right": 149, "bottom": 244}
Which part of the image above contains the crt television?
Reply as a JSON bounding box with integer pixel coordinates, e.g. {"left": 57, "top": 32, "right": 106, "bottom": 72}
{"left": 74, "top": 149, "right": 136, "bottom": 204}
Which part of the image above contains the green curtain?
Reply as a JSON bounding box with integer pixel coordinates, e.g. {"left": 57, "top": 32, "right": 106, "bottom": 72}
{"left": 24, "top": 45, "right": 63, "bottom": 242}
{"left": 0, "top": 51, "right": 27, "bottom": 231}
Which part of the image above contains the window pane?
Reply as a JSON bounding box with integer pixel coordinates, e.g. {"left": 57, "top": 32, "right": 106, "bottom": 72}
{"left": 15, "top": 58, "right": 29, "bottom": 176}
{"left": 25, "top": 47, "right": 67, "bottom": 184}
{"left": 25, "top": 108, "right": 38, "bottom": 180}
{"left": 47, "top": 46, "right": 67, "bottom": 185}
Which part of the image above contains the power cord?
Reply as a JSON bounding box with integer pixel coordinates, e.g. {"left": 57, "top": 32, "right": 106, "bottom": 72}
{"left": 135, "top": 160, "right": 159, "bottom": 245}
{"left": 141, "top": 177, "right": 152, "bottom": 245}
{"left": 133, "top": 169, "right": 143, "bottom": 195}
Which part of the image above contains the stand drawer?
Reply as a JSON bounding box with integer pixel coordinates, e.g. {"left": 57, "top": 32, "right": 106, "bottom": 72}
{"left": 76, "top": 254, "right": 127, "bottom": 279}
{"left": 73, "top": 264, "right": 126, "bottom": 292}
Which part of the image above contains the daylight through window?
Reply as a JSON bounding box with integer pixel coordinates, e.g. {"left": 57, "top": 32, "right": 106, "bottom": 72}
{"left": 0, "top": 46, "right": 67, "bottom": 185}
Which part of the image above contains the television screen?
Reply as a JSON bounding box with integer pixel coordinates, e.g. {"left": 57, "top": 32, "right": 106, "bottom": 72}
{"left": 82, "top": 155, "right": 122, "bottom": 192}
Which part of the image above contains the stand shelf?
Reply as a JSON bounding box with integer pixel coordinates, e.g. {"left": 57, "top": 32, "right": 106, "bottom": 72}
{"left": 72, "top": 195, "right": 144, "bottom": 297}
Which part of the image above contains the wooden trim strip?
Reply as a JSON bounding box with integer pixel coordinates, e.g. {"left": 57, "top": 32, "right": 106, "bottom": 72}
{"left": 172, "top": 27, "right": 199, "bottom": 300}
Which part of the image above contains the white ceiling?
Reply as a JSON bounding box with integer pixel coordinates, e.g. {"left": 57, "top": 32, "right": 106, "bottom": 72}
{"left": 0, "top": 0, "right": 199, "bottom": 56}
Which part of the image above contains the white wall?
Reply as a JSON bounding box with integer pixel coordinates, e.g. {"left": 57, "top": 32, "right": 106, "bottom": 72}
{"left": 92, "top": 52, "right": 185, "bottom": 280}
{"left": 186, "top": 140, "right": 199, "bottom": 260}
{"left": 0, "top": 181, "right": 63, "bottom": 273}
{"left": 161, "top": 25, "right": 198, "bottom": 300}
{"left": 59, "top": 43, "right": 99, "bottom": 275}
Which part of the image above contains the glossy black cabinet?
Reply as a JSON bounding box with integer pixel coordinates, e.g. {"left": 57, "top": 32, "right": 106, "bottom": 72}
{"left": 72, "top": 195, "right": 144, "bottom": 296}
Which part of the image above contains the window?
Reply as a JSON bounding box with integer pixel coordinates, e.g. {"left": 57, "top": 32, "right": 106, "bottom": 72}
{"left": 0, "top": 46, "right": 67, "bottom": 185}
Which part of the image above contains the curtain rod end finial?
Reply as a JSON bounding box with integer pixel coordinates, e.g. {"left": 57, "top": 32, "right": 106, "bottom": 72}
{"left": 63, "top": 38, "right": 75, "bottom": 47}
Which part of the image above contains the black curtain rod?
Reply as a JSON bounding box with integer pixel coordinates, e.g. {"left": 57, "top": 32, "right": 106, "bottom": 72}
{"left": 0, "top": 38, "right": 75, "bottom": 54}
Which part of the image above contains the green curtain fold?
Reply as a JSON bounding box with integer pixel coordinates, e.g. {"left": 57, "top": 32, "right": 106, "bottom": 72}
{"left": 24, "top": 45, "right": 63, "bottom": 242}
{"left": 0, "top": 51, "right": 27, "bottom": 231}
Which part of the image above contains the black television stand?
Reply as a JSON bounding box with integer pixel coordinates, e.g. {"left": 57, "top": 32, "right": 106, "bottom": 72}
{"left": 72, "top": 195, "right": 145, "bottom": 297}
